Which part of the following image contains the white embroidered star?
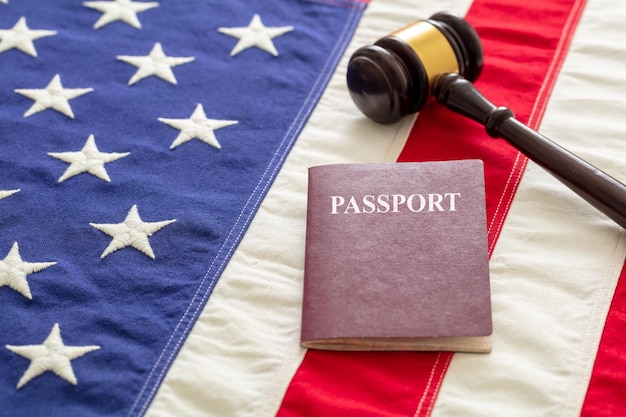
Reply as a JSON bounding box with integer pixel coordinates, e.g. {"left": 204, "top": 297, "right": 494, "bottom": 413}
{"left": 158, "top": 103, "right": 238, "bottom": 150}
{"left": 0, "top": 242, "right": 56, "bottom": 300}
{"left": 15, "top": 74, "right": 93, "bottom": 119}
{"left": 117, "top": 42, "right": 195, "bottom": 86}
{"left": 83, "top": 0, "right": 159, "bottom": 30}
{"left": 6, "top": 323, "right": 100, "bottom": 389}
{"left": 90, "top": 205, "right": 176, "bottom": 259}
{"left": 0, "top": 189, "right": 20, "bottom": 200}
{"left": 0, "top": 0, "right": 8, "bottom": 5}
{"left": 218, "top": 14, "right": 293, "bottom": 57}
{"left": 48, "top": 135, "right": 130, "bottom": 183}
{"left": 0, "top": 17, "right": 56, "bottom": 57}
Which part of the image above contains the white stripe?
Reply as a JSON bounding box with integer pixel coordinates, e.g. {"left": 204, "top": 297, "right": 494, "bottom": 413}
{"left": 432, "top": 0, "right": 626, "bottom": 415}
{"left": 144, "top": 1, "right": 475, "bottom": 416}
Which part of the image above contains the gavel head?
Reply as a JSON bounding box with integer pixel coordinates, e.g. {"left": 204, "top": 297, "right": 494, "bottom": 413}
{"left": 346, "top": 12, "right": 483, "bottom": 124}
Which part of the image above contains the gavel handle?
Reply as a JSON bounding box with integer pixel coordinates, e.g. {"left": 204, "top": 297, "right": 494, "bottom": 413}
{"left": 434, "top": 73, "right": 626, "bottom": 229}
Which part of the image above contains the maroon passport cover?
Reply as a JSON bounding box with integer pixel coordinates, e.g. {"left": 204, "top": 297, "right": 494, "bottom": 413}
{"left": 301, "top": 160, "right": 492, "bottom": 352}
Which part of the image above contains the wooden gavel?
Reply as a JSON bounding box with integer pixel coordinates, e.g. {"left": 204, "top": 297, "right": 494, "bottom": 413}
{"left": 346, "top": 12, "right": 626, "bottom": 229}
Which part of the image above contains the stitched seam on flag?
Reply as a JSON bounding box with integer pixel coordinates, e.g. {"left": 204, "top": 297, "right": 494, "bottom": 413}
{"left": 567, "top": 230, "right": 625, "bottom": 413}
{"left": 582, "top": 233, "right": 626, "bottom": 415}
{"left": 487, "top": 152, "right": 526, "bottom": 255}
{"left": 127, "top": 5, "right": 365, "bottom": 417}
{"left": 414, "top": 352, "right": 454, "bottom": 417}
{"left": 425, "top": 353, "right": 454, "bottom": 417}
{"left": 413, "top": 353, "right": 441, "bottom": 417}
{"left": 527, "top": 0, "right": 587, "bottom": 128}
{"left": 254, "top": 7, "right": 367, "bottom": 416}
{"left": 564, "top": 229, "right": 626, "bottom": 415}
{"left": 486, "top": 0, "right": 585, "bottom": 255}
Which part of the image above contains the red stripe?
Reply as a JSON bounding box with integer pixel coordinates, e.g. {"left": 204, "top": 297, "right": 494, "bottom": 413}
{"left": 581, "top": 261, "right": 626, "bottom": 416}
{"left": 276, "top": 1, "right": 584, "bottom": 416}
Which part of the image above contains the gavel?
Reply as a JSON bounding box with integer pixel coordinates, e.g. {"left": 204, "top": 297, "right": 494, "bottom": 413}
{"left": 346, "top": 12, "right": 626, "bottom": 229}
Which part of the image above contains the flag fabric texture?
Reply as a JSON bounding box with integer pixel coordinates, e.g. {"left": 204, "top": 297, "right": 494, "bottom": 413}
{"left": 0, "top": 0, "right": 366, "bottom": 415}
{"left": 1, "top": 1, "right": 626, "bottom": 417}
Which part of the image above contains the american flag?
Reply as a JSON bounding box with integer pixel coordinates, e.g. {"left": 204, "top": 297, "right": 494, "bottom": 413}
{"left": 1, "top": 0, "right": 625, "bottom": 416}
{"left": 0, "top": 0, "right": 365, "bottom": 415}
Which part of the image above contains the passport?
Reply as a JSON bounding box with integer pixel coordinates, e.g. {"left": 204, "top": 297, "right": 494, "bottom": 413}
{"left": 301, "top": 160, "right": 492, "bottom": 352}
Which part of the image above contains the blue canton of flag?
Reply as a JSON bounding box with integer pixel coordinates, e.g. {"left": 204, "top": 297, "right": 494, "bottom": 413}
{"left": 0, "top": 0, "right": 366, "bottom": 415}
